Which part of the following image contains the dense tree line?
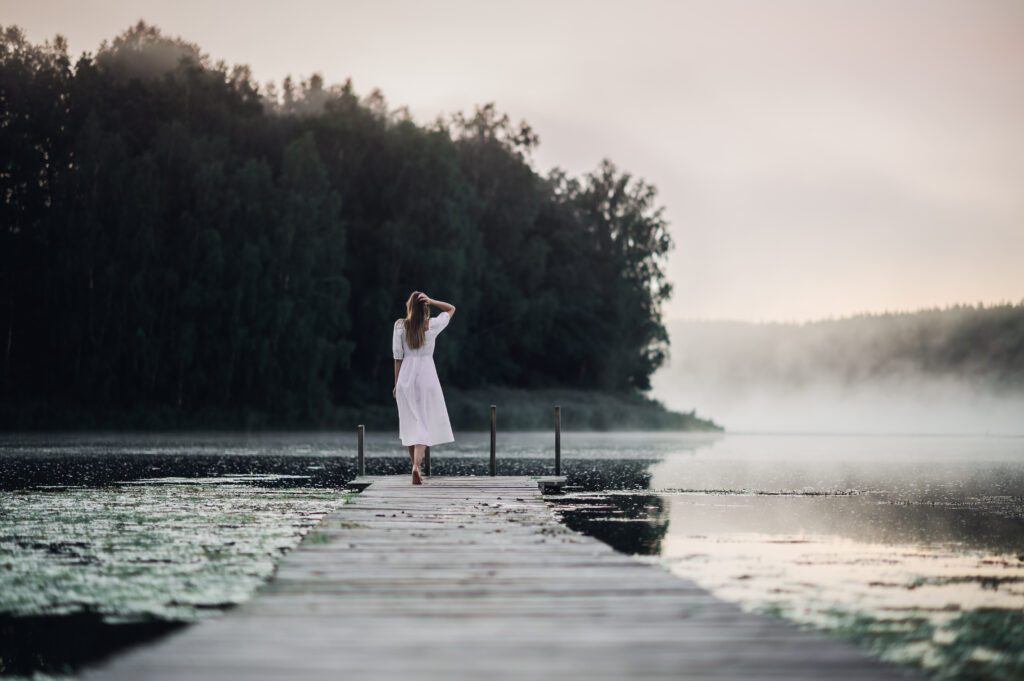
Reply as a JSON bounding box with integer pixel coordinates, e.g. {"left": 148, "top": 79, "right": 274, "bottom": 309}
{"left": 0, "top": 23, "right": 674, "bottom": 425}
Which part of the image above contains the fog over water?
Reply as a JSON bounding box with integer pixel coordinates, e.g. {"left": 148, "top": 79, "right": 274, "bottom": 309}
{"left": 650, "top": 313, "right": 1024, "bottom": 435}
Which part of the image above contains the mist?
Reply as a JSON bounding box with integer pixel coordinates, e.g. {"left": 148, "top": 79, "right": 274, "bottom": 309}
{"left": 650, "top": 304, "right": 1024, "bottom": 435}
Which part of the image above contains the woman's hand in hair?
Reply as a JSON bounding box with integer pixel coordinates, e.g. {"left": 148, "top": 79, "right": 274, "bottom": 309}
{"left": 424, "top": 296, "right": 455, "bottom": 317}
{"left": 417, "top": 292, "right": 430, "bottom": 304}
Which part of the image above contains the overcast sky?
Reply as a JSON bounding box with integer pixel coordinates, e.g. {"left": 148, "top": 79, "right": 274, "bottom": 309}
{"left": 4, "top": 0, "right": 1023, "bottom": 322}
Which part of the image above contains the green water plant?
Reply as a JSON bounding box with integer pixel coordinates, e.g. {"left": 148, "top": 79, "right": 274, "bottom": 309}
{"left": 0, "top": 481, "right": 348, "bottom": 623}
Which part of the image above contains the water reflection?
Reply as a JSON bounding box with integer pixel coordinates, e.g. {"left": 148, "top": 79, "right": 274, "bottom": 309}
{"left": 550, "top": 493, "right": 669, "bottom": 555}
{"left": 647, "top": 434, "right": 1024, "bottom": 502}
{"left": 656, "top": 492, "right": 1024, "bottom": 555}
{"left": 559, "top": 434, "right": 1024, "bottom": 680}
{"left": 0, "top": 612, "right": 183, "bottom": 678}
{"left": 652, "top": 492, "right": 1024, "bottom": 679}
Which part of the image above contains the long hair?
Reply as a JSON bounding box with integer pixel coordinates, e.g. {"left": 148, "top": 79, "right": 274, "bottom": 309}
{"left": 399, "top": 290, "right": 429, "bottom": 350}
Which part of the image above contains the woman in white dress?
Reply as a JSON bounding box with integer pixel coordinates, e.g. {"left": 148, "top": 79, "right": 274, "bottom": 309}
{"left": 392, "top": 291, "right": 456, "bottom": 484}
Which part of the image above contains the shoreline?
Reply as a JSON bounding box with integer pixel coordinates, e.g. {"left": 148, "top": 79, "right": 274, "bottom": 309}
{"left": 0, "top": 387, "right": 724, "bottom": 434}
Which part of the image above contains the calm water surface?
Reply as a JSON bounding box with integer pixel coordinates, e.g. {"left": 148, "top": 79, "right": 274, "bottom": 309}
{"left": 2, "top": 431, "right": 1023, "bottom": 679}
{"left": 554, "top": 433, "right": 1024, "bottom": 680}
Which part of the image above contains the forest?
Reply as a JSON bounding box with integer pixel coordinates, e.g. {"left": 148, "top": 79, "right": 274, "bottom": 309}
{"left": 662, "top": 303, "right": 1024, "bottom": 392}
{"left": 651, "top": 303, "right": 1024, "bottom": 434}
{"left": 0, "top": 22, "right": 710, "bottom": 430}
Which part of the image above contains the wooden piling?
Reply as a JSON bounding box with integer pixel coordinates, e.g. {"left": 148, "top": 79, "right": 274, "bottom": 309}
{"left": 489, "top": 404, "right": 496, "bottom": 476}
{"left": 357, "top": 424, "right": 365, "bottom": 477}
{"left": 554, "top": 405, "right": 561, "bottom": 476}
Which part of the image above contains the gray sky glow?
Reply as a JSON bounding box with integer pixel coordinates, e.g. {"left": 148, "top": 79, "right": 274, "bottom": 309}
{"left": 4, "top": 0, "right": 1023, "bottom": 322}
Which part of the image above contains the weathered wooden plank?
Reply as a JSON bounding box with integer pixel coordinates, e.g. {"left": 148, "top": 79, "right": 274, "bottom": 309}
{"left": 83, "top": 475, "right": 919, "bottom": 680}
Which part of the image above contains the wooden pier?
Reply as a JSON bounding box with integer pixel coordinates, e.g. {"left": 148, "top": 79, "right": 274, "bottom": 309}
{"left": 85, "top": 475, "right": 917, "bottom": 680}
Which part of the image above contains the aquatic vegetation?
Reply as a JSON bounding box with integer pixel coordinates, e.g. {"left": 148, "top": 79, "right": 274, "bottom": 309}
{"left": 769, "top": 607, "right": 1024, "bottom": 680}
{"left": 0, "top": 478, "right": 348, "bottom": 623}
{"left": 305, "top": 531, "right": 332, "bottom": 544}
{"left": 943, "top": 609, "right": 1024, "bottom": 679}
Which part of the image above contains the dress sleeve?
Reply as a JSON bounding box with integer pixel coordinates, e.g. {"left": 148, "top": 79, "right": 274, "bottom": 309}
{"left": 392, "top": 322, "right": 405, "bottom": 359}
{"left": 431, "top": 311, "right": 451, "bottom": 335}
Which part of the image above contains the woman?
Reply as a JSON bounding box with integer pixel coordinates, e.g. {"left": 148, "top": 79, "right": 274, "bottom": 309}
{"left": 392, "top": 291, "right": 456, "bottom": 484}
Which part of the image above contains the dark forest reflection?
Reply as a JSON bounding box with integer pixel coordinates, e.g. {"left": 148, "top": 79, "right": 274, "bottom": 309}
{"left": 549, "top": 493, "right": 669, "bottom": 555}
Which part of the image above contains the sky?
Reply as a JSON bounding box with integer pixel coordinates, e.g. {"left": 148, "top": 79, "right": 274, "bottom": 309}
{"left": 4, "top": 0, "right": 1023, "bottom": 322}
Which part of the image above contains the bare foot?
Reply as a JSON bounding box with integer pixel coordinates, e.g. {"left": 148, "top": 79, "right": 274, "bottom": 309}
{"left": 412, "top": 468, "right": 422, "bottom": 485}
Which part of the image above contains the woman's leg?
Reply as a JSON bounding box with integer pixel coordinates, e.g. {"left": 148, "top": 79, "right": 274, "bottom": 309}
{"left": 411, "top": 444, "right": 425, "bottom": 484}
{"left": 407, "top": 445, "right": 414, "bottom": 465}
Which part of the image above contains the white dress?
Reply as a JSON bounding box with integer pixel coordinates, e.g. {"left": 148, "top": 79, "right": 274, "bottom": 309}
{"left": 393, "top": 311, "right": 455, "bottom": 447}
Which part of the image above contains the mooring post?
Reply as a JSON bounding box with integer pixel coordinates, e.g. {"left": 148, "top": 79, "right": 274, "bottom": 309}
{"left": 357, "top": 424, "right": 365, "bottom": 477}
{"left": 490, "top": 404, "right": 497, "bottom": 476}
{"left": 554, "top": 405, "right": 561, "bottom": 476}
{"left": 424, "top": 446, "right": 431, "bottom": 477}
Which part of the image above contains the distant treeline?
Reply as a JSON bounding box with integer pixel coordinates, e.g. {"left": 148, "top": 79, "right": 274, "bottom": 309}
{"left": 664, "top": 303, "right": 1024, "bottom": 392}
{"left": 0, "top": 23, "right": 678, "bottom": 427}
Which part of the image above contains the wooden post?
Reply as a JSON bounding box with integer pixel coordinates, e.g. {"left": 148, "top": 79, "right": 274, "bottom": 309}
{"left": 424, "top": 446, "right": 431, "bottom": 477}
{"left": 357, "top": 424, "right": 365, "bottom": 477}
{"left": 490, "top": 405, "right": 496, "bottom": 476}
{"left": 554, "top": 405, "right": 561, "bottom": 476}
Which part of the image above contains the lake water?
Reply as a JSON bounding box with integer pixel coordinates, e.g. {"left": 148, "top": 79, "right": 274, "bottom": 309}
{"left": 2, "top": 431, "right": 1023, "bottom": 679}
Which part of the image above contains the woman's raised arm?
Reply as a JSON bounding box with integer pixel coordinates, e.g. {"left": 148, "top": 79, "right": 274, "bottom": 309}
{"left": 418, "top": 293, "right": 455, "bottom": 318}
